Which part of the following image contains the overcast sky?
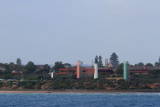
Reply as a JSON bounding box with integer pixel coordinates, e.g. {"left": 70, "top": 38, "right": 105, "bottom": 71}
{"left": 0, "top": 0, "right": 160, "bottom": 65}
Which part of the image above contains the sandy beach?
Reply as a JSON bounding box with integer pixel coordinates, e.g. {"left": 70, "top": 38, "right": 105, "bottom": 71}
{"left": 0, "top": 89, "right": 160, "bottom": 93}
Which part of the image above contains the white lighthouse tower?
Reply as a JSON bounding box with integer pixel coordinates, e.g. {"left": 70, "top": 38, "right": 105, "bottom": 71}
{"left": 94, "top": 63, "right": 98, "bottom": 79}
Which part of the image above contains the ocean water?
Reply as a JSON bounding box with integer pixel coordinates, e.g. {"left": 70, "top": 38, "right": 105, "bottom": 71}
{"left": 1, "top": 93, "right": 160, "bottom": 107}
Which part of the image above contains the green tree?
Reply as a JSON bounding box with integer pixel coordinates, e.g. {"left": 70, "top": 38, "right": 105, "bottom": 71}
{"left": 8, "top": 62, "right": 15, "bottom": 71}
{"left": 155, "top": 62, "right": 160, "bottom": 66}
{"left": 115, "top": 63, "right": 123, "bottom": 76}
{"left": 36, "top": 64, "right": 50, "bottom": 80}
{"left": 98, "top": 56, "right": 103, "bottom": 67}
{"left": 154, "top": 57, "right": 160, "bottom": 66}
{"left": 137, "top": 62, "right": 144, "bottom": 67}
{"left": 25, "top": 61, "right": 36, "bottom": 72}
{"left": 16, "top": 58, "right": 22, "bottom": 65}
{"left": 52, "top": 61, "right": 64, "bottom": 72}
{"left": 110, "top": 52, "right": 119, "bottom": 67}
{"left": 16, "top": 58, "right": 23, "bottom": 71}
{"left": 43, "top": 64, "right": 50, "bottom": 70}
{"left": 95, "top": 56, "right": 98, "bottom": 63}
{"left": 145, "top": 63, "right": 153, "bottom": 67}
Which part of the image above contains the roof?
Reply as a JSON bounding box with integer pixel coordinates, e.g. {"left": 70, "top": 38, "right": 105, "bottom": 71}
{"left": 108, "top": 62, "right": 113, "bottom": 68}
{"left": 129, "top": 66, "right": 160, "bottom": 71}
{"left": 0, "top": 67, "right": 5, "bottom": 71}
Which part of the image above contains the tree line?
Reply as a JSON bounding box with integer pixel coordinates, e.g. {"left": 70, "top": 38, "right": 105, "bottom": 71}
{"left": 95, "top": 52, "right": 119, "bottom": 67}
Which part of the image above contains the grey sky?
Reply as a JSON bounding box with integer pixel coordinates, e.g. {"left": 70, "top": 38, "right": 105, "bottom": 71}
{"left": 0, "top": 0, "right": 160, "bottom": 65}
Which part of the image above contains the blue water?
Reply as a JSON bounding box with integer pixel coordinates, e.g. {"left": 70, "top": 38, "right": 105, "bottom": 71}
{"left": 1, "top": 93, "right": 160, "bottom": 107}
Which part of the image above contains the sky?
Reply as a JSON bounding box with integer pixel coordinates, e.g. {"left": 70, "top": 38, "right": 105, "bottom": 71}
{"left": 0, "top": 0, "right": 160, "bottom": 65}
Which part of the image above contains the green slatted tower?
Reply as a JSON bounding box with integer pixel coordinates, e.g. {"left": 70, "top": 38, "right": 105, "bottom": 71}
{"left": 123, "top": 62, "right": 128, "bottom": 80}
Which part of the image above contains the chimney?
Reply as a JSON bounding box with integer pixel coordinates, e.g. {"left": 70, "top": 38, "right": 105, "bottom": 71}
{"left": 105, "top": 59, "right": 108, "bottom": 68}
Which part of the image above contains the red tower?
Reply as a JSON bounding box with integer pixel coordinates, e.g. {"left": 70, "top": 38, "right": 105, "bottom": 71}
{"left": 77, "top": 61, "right": 80, "bottom": 79}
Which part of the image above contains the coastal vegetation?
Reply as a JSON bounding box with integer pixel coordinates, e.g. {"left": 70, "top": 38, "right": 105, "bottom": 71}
{"left": 0, "top": 54, "right": 160, "bottom": 90}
